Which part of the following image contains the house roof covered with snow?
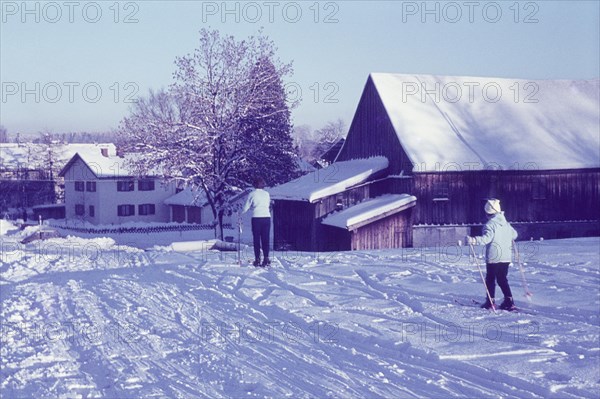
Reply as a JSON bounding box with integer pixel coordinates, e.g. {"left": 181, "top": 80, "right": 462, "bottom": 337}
{"left": 269, "top": 157, "right": 389, "bottom": 203}
{"left": 58, "top": 152, "right": 154, "bottom": 179}
{"left": 321, "top": 194, "right": 417, "bottom": 230}
{"left": 164, "top": 188, "right": 208, "bottom": 207}
{"left": 370, "top": 73, "right": 600, "bottom": 171}
{"left": 0, "top": 143, "right": 116, "bottom": 170}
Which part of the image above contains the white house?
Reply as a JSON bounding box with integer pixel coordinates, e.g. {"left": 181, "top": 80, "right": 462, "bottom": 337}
{"left": 59, "top": 152, "right": 176, "bottom": 225}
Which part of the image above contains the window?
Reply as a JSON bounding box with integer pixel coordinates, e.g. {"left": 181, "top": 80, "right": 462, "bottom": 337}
{"left": 138, "top": 180, "right": 155, "bottom": 191}
{"left": 172, "top": 205, "right": 185, "bottom": 223}
{"left": 89, "top": 205, "right": 95, "bottom": 217}
{"left": 187, "top": 206, "right": 201, "bottom": 223}
{"left": 74, "top": 181, "right": 84, "bottom": 192}
{"left": 138, "top": 203, "right": 156, "bottom": 215}
{"left": 86, "top": 181, "right": 96, "bottom": 192}
{"left": 433, "top": 182, "right": 450, "bottom": 199}
{"left": 117, "top": 204, "right": 135, "bottom": 216}
{"left": 117, "top": 180, "right": 134, "bottom": 192}
{"left": 349, "top": 191, "right": 362, "bottom": 207}
{"left": 75, "top": 204, "right": 85, "bottom": 216}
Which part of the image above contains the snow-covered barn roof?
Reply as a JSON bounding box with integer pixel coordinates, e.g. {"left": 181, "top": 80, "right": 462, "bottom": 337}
{"left": 369, "top": 73, "right": 600, "bottom": 171}
{"left": 269, "top": 157, "right": 389, "bottom": 203}
{"left": 322, "top": 194, "right": 417, "bottom": 230}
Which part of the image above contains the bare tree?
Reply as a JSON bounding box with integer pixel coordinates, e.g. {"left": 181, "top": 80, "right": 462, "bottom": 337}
{"left": 293, "top": 119, "right": 346, "bottom": 164}
{"left": 293, "top": 124, "right": 317, "bottom": 161}
{"left": 314, "top": 119, "right": 346, "bottom": 156}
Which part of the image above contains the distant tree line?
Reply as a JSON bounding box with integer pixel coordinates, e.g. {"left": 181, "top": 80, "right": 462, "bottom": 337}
{"left": 0, "top": 126, "right": 117, "bottom": 144}
{"left": 0, "top": 126, "right": 7, "bottom": 143}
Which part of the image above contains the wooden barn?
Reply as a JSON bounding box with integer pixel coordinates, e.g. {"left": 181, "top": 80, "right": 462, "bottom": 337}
{"left": 272, "top": 73, "right": 600, "bottom": 250}
{"left": 321, "top": 194, "right": 416, "bottom": 250}
{"left": 270, "top": 157, "right": 399, "bottom": 251}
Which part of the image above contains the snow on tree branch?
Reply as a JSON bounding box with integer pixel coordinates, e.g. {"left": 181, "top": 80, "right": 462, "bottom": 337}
{"left": 119, "top": 28, "right": 300, "bottom": 238}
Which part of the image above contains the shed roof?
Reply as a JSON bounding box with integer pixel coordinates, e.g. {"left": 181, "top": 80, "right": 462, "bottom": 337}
{"left": 164, "top": 187, "right": 250, "bottom": 208}
{"left": 321, "top": 194, "right": 417, "bottom": 230}
{"left": 369, "top": 73, "right": 600, "bottom": 171}
{"left": 164, "top": 187, "right": 208, "bottom": 207}
{"left": 269, "top": 157, "right": 389, "bottom": 202}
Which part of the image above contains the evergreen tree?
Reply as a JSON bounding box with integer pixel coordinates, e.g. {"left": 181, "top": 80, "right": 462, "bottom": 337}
{"left": 239, "top": 57, "right": 300, "bottom": 186}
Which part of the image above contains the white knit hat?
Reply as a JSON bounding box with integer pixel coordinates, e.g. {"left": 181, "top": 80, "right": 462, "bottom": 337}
{"left": 484, "top": 199, "right": 501, "bottom": 214}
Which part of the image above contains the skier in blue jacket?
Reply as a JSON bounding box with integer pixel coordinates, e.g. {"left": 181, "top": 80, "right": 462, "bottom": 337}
{"left": 466, "top": 199, "right": 518, "bottom": 310}
{"left": 242, "top": 177, "right": 272, "bottom": 267}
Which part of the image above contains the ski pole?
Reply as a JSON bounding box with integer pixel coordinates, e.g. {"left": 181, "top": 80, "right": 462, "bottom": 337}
{"left": 237, "top": 212, "right": 242, "bottom": 266}
{"left": 470, "top": 243, "right": 496, "bottom": 313}
{"left": 513, "top": 240, "right": 533, "bottom": 300}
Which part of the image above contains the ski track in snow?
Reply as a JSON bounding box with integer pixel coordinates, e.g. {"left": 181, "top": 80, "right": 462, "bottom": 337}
{"left": 1, "top": 237, "right": 599, "bottom": 398}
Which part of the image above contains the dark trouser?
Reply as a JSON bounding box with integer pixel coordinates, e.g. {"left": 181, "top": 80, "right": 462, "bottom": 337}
{"left": 251, "top": 217, "right": 270, "bottom": 261}
{"left": 485, "top": 262, "right": 513, "bottom": 299}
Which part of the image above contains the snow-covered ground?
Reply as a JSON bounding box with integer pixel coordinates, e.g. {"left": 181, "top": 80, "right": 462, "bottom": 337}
{"left": 1, "top": 229, "right": 598, "bottom": 398}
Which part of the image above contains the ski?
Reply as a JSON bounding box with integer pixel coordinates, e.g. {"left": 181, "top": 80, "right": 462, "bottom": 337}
{"left": 245, "top": 257, "right": 280, "bottom": 269}
{"left": 453, "top": 298, "right": 487, "bottom": 309}
{"left": 470, "top": 299, "right": 532, "bottom": 314}
{"left": 453, "top": 299, "right": 535, "bottom": 314}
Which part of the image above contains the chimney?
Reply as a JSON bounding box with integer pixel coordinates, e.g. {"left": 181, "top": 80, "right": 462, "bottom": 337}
{"left": 101, "top": 148, "right": 109, "bottom": 157}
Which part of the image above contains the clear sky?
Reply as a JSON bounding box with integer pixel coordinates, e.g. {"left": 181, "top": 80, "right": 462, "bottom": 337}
{"left": 1, "top": 0, "right": 598, "bottom": 137}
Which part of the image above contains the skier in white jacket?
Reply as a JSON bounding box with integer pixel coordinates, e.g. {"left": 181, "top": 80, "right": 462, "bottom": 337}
{"left": 242, "top": 177, "right": 271, "bottom": 267}
{"left": 466, "top": 199, "right": 518, "bottom": 310}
